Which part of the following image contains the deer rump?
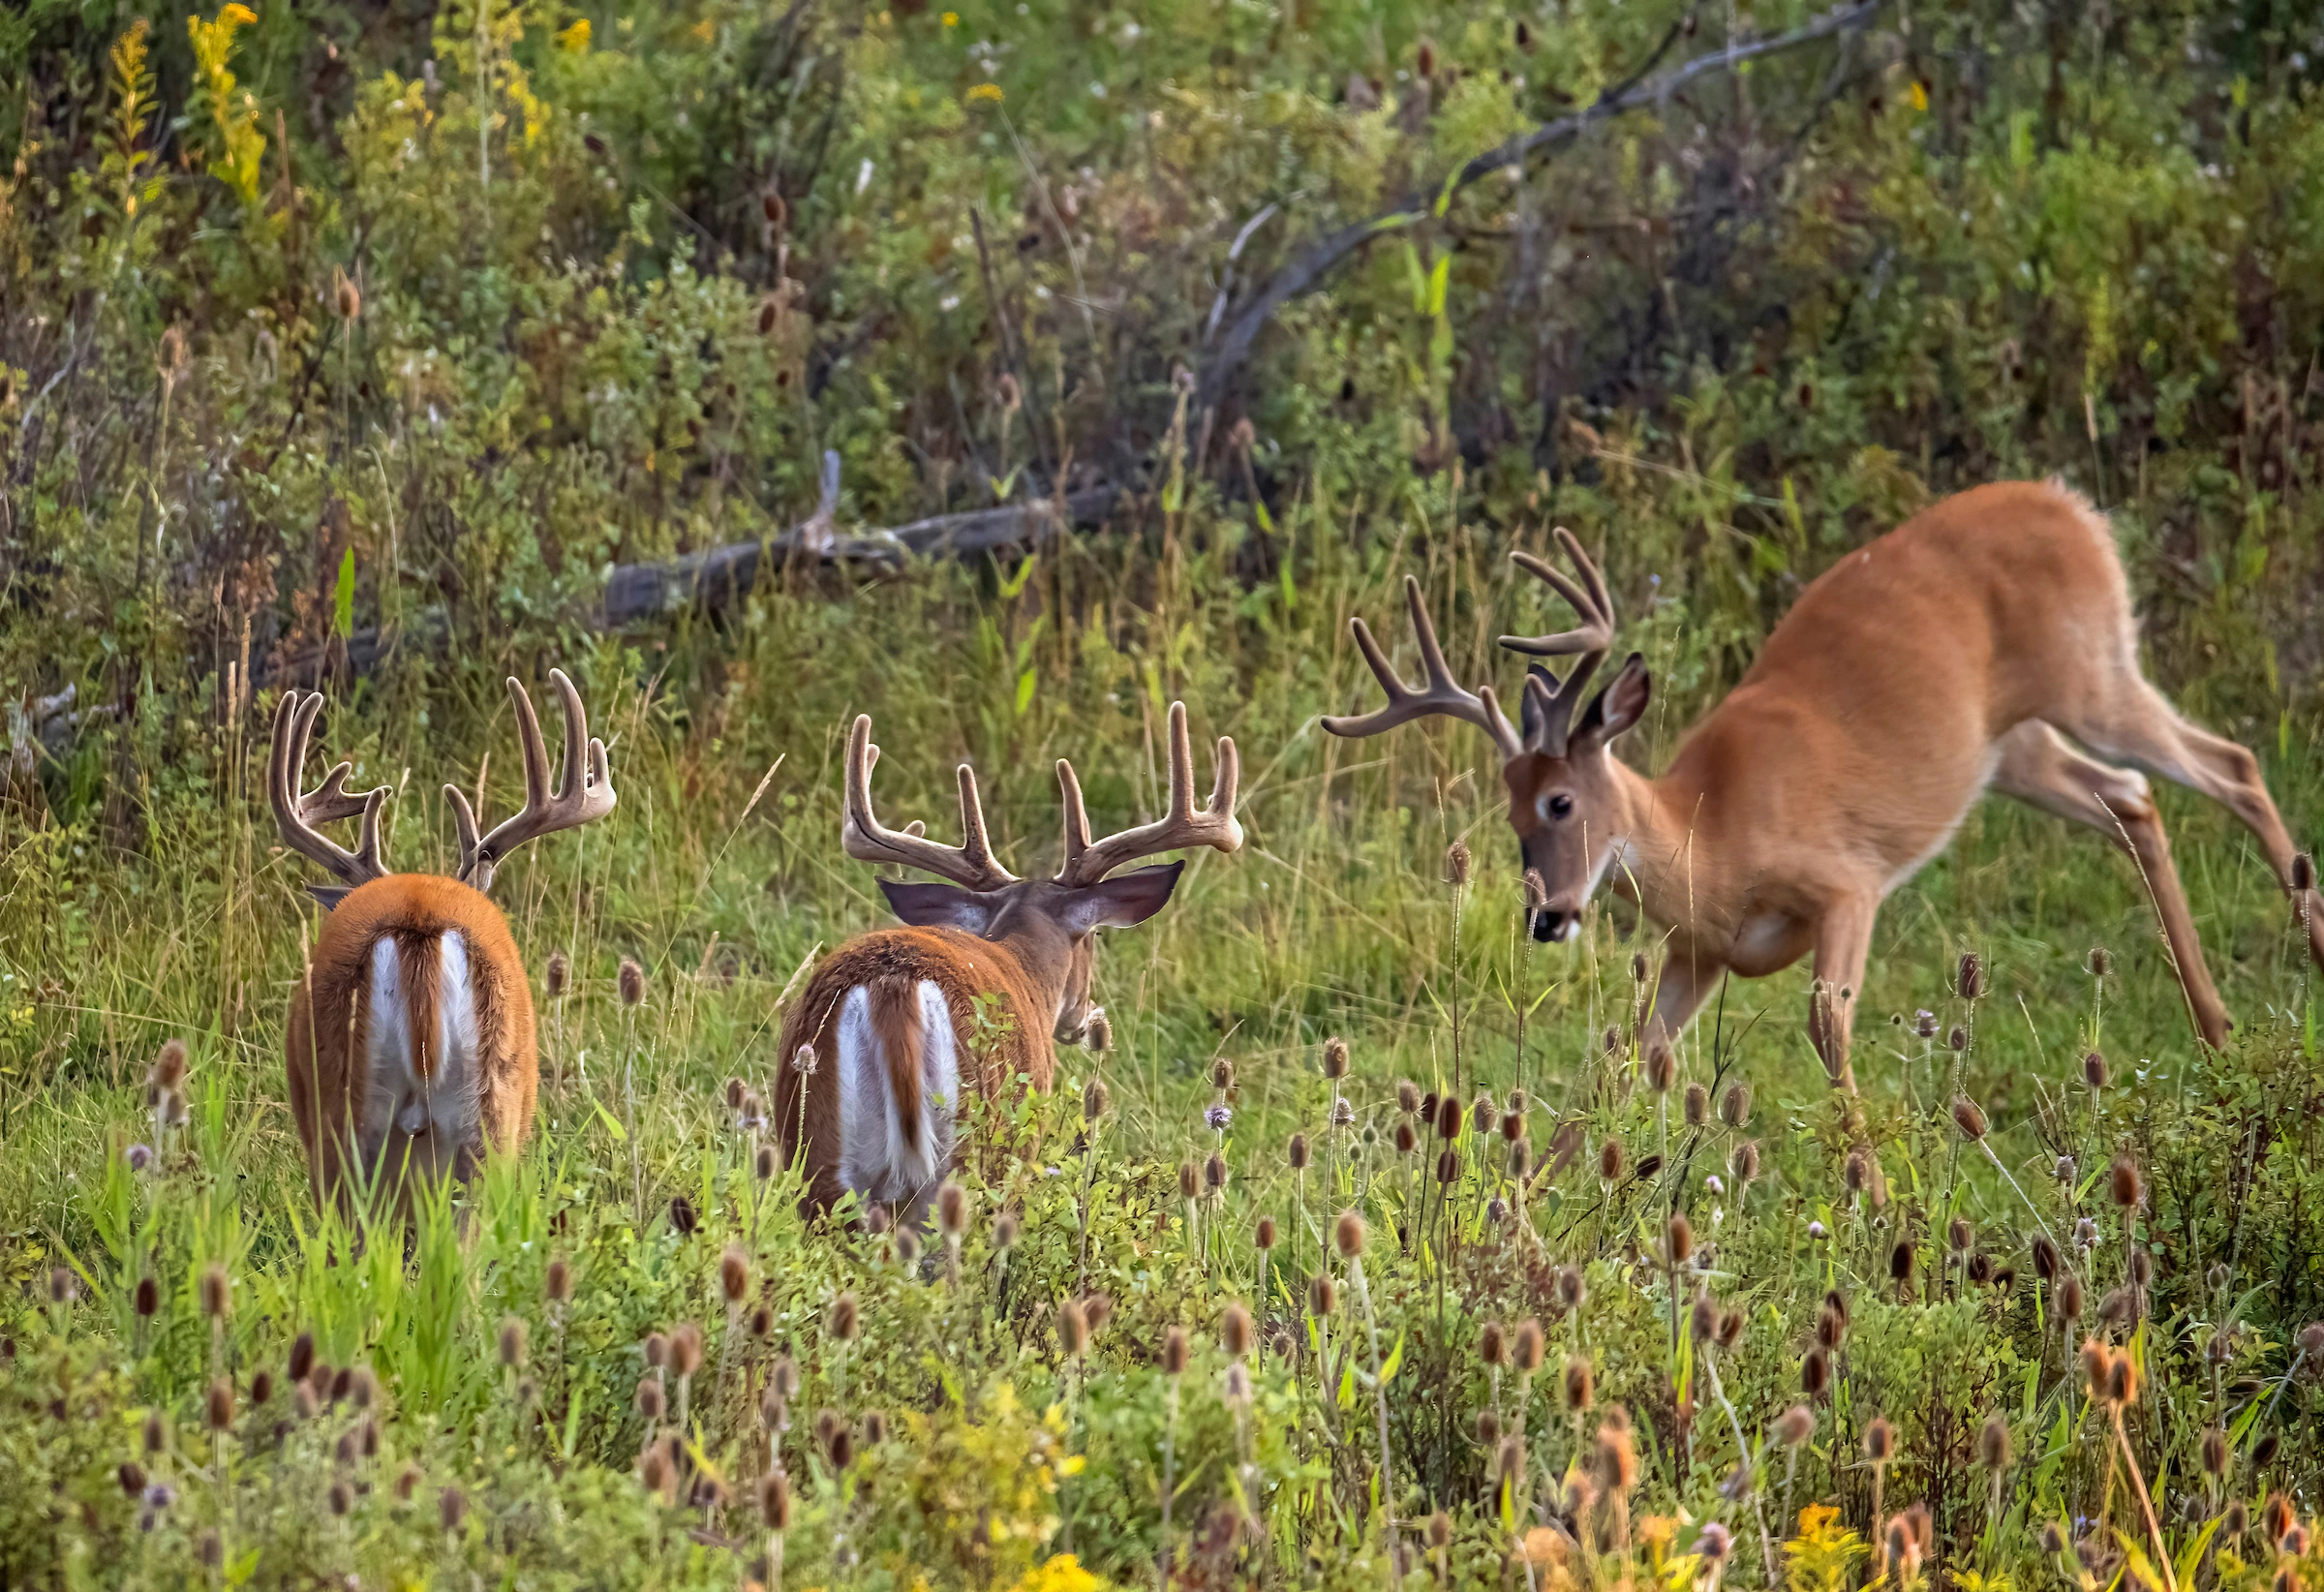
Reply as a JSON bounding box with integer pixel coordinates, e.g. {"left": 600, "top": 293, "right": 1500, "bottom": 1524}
{"left": 778, "top": 928, "right": 1050, "bottom": 1220}
{"left": 356, "top": 928, "right": 488, "bottom": 1183}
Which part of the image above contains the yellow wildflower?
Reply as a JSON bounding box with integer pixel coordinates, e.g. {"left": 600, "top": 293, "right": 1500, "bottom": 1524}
{"left": 967, "top": 82, "right": 1003, "bottom": 103}
{"left": 556, "top": 17, "right": 590, "bottom": 51}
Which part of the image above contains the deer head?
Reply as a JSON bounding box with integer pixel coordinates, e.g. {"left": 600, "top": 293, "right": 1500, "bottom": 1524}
{"left": 269, "top": 669, "right": 618, "bottom": 908}
{"left": 1322, "top": 529, "right": 1648, "bottom": 943}
{"left": 842, "top": 702, "right": 1243, "bottom": 1042}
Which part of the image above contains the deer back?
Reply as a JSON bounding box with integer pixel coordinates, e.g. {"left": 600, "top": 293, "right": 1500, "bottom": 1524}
{"left": 774, "top": 927, "right": 1055, "bottom": 1215}
{"left": 285, "top": 874, "right": 536, "bottom": 1209}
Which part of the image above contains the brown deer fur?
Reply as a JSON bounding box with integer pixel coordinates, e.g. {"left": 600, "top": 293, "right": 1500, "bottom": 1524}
{"left": 284, "top": 873, "right": 536, "bottom": 1213}
{"left": 1331, "top": 479, "right": 2324, "bottom": 1100}
{"left": 774, "top": 926, "right": 1055, "bottom": 1215}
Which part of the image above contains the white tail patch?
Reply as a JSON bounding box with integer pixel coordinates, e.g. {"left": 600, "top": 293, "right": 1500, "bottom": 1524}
{"left": 835, "top": 979, "right": 961, "bottom": 1211}
{"left": 361, "top": 931, "right": 481, "bottom": 1175}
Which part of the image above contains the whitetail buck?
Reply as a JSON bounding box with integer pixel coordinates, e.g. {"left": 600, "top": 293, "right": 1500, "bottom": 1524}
{"left": 1327, "top": 480, "right": 2324, "bottom": 1092}
{"left": 273, "top": 671, "right": 616, "bottom": 1209}
{"left": 775, "top": 702, "right": 1242, "bottom": 1218}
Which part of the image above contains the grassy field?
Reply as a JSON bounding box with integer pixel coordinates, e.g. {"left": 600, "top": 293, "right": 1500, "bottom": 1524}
{"left": 9, "top": 511, "right": 2324, "bottom": 1588}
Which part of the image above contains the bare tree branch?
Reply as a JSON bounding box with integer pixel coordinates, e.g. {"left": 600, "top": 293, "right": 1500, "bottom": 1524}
{"left": 1196, "top": 0, "right": 1886, "bottom": 408}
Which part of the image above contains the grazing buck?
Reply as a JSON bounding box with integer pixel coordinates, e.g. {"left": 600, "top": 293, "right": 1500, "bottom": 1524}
{"left": 775, "top": 702, "right": 1242, "bottom": 1218}
{"left": 273, "top": 671, "right": 616, "bottom": 1209}
{"left": 1326, "top": 480, "right": 2324, "bottom": 1091}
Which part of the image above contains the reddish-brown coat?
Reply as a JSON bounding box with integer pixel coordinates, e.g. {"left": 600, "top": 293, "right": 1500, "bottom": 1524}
{"left": 285, "top": 873, "right": 536, "bottom": 1211}
{"left": 773, "top": 927, "right": 1056, "bottom": 1213}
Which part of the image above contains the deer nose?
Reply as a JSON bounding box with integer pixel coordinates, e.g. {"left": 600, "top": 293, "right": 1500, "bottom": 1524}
{"left": 1530, "top": 907, "right": 1568, "bottom": 943}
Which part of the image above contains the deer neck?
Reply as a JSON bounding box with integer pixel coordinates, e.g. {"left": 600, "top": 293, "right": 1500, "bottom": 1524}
{"left": 1601, "top": 755, "right": 1718, "bottom": 933}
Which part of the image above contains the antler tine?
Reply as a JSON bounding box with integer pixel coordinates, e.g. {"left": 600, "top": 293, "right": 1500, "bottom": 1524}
{"left": 1500, "top": 528, "right": 1617, "bottom": 658}
{"left": 1055, "top": 758, "right": 1094, "bottom": 878}
{"left": 269, "top": 690, "right": 393, "bottom": 895}
{"left": 1320, "top": 575, "right": 1523, "bottom": 758}
{"left": 840, "top": 714, "right": 1019, "bottom": 892}
{"left": 452, "top": 669, "right": 619, "bottom": 894}
{"left": 1501, "top": 528, "right": 1618, "bottom": 756}
{"left": 1057, "top": 701, "right": 1243, "bottom": 887}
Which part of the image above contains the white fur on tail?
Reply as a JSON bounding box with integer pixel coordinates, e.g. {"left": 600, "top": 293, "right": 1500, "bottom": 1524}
{"left": 835, "top": 979, "right": 961, "bottom": 1210}
{"left": 360, "top": 932, "right": 480, "bottom": 1170}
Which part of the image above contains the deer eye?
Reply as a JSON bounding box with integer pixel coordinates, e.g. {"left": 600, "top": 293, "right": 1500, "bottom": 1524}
{"left": 1547, "top": 794, "right": 1575, "bottom": 820}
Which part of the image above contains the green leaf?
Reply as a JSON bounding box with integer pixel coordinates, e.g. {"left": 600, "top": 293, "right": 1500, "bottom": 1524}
{"left": 2175, "top": 1513, "right": 2223, "bottom": 1587}
{"left": 332, "top": 547, "right": 355, "bottom": 637}
{"left": 998, "top": 551, "right": 1039, "bottom": 599}
{"left": 1426, "top": 255, "right": 1451, "bottom": 319}
{"left": 1014, "top": 668, "right": 1036, "bottom": 716}
{"left": 590, "top": 1096, "right": 627, "bottom": 1144}
{"left": 1402, "top": 243, "right": 1427, "bottom": 314}
{"left": 1378, "top": 1331, "right": 1404, "bottom": 1386}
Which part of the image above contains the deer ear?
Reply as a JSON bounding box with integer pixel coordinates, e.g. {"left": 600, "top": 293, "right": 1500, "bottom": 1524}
{"left": 878, "top": 877, "right": 999, "bottom": 934}
{"left": 307, "top": 884, "right": 353, "bottom": 911}
{"left": 1574, "top": 654, "right": 1651, "bottom": 749}
{"left": 1058, "top": 862, "right": 1184, "bottom": 936}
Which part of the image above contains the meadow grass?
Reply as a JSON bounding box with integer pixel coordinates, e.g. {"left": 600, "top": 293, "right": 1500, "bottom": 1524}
{"left": 7, "top": 518, "right": 2324, "bottom": 1588}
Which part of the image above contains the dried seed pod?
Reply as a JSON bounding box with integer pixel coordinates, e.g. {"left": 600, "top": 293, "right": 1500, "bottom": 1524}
{"left": 937, "top": 1182, "right": 969, "bottom": 1238}
{"left": 1178, "top": 1161, "right": 1200, "bottom": 1200}
{"left": 1951, "top": 1097, "right": 1988, "bottom": 1140}
{"left": 1205, "top": 1152, "right": 1229, "bottom": 1192}
{"left": 668, "top": 1196, "right": 697, "bottom": 1237}
{"left": 1683, "top": 1083, "right": 1709, "bottom": 1126}
{"left": 2083, "top": 1050, "right": 2109, "bottom": 1088}
{"left": 1445, "top": 841, "right": 1472, "bottom": 887}
{"left": 1393, "top": 1119, "right": 1418, "bottom": 1155}
{"left": 1864, "top": 1417, "right": 1895, "bottom": 1463}
{"left": 1435, "top": 1147, "right": 1460, "bottom": 1185}
{"left": 135, "top": 1276, "right": 159, "bottom": 1318}
{"left": 1666, "top": 1214, "right": 1693, "bottom": 1266}
{"left": 2109, "top": 1155, "right": 2143, "bottom": 1209}
{"left": 2202, "top": 1426, "right": 2229, "bottom": 1476}
{"left": 1947, "top": 1025, "right": 1969, "bottom": 1053}
{"left": 1323, "top": 1037, "right": 1351, "bottom": 1079}
{"left": 205, "top": 1377, "right": 233, "bottom": 1431}
{"left": 1555, "top": 1267, "right": 1586, "bottom": 1311}
{"left": 1307, "top": 1273, "right": 1336, "bottom": 1316}
{"left": 1254, "top": 1214, "right": 1276, "bottom": 1250}
{"left": 1161, "top": 1326, "right": 1189, "bottom": 1376}
{"left": 1731, "top": 1140, "right": 1759, "bottom": 1182}
{"left": 1774, "top": 1404, "right": 1815, "bottom": 1447}
{"left": 1334, "top": 1209, "right": 1366, "bottom": 1258}
{"left": 1844, "top": 1151, "right": 1868, "bottom": 1195}
{"left": 1719, "top": 1082, "right": 1751, "bottom": 1127}
{"left": 1599, "top": 1139, "right": 1626, "bottom": 1181}
{"left": 1979, "top": 1414, "right": 2010, "bottom": 1469}
{"left": 544, "top": 950, "right": 569, "bottom": 998}
{"left": 1057, "top": 1301, "right": 1089, "bottom": 1358}
{"left": 1563, "top": 1356, "right": 1593, "bottom": 1411}
{"left": 1476, "top": 1409, "right": 1502, "bottom": 1445}
{"left": 1890, "top": 1241, "right": 1915, "bottom": 1283}
{"left": 439, "top": 1485, "right": 468, "bottom": 1533}
{"left": 618, "top": 958, "right": 645, "bottom": 1007}
{"left": 1221, "top": 1302, "right": 1253, "bottom": 1359}
{"left": 1480, "top": 1322, "right": 1507, "bottom": 1366}
{"left": 1802, "top": 1349, "right": 1831, "bottom": 1397}
{"left": 1435, "top": 1095, "right": 1462, "bottom": 1140}
{"left": 545, "top": 1257, "right": 573, "bottom": 1304}
{"left": 829, "top": 1293, "right": 860, "bottom": 1341}
{"left": 1084, "top": 1077, "right": 1111, "bottom": 1119}
{"left": 1949, "top": 1216, "right": 1973, "bottom": 1252}
{"left": 1287, "top": 1132, "right": 1310, "bottom": 1171}
{"left": 1958, "top": 952, "right": 1985, "bottom": 1000}
{"left": 760, "top": 1469, "right": 793, "bottom": 1529}
{"left": 499, "top": 1317, "right": 528, "bottom": 1368}
{"left": 2033, "top": 1235, "right": 2060, "bottom": 1282}
{"left": 1644, "top": 1041, "right": 1676, "bottom": 1094}
{"left": 636, "top": 1375, "right": 665, "bottom": 1422}
{"left": 2059, "top": 1275, "right": 2084, "bottom": 1321}
{"left": 1513, "top": 1319, "right": 1545, "bottom": 1373}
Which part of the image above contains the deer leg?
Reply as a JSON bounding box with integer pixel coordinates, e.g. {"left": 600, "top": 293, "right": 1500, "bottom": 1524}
{"left": 1639, "top": 949, "right": 1724, "bottom": 1065}
{"left": 1807, "top": 895, "right": 1877, "bottom": 1093}
{"left": 2071, "top": 686, "right": 2324, "bottom": 972}
{"left": 1994, "top": 720, "right": 2232, "bottom": 1048}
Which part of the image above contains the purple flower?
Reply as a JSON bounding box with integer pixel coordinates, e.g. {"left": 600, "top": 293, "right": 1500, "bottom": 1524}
{"left": 1807, "top": 1220, "right": 1828, "bottom": 1240}
{"left": 125, "top": 1144, "right": 154, "bottom": 1174}
{"left": 1204, "top": 1104, "right": 1232, "bottom": 1133}
{"left": 1330, "top": 1097, "right": 1355, "bottom": 1127}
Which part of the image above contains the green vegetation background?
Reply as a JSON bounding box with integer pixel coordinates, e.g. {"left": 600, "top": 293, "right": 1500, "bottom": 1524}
{"left": 9, "top": 0, "right": 2324, "bottom": 1586}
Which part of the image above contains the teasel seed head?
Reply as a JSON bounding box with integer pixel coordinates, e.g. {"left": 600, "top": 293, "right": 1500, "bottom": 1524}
{"left": 1078, "top": 1075, "right": 1110, "bottom": 1121}
{"left": 199, "top": 1263, "right": 229, "bottom": 1320}
{"left": 1323, "top": 1036, "right": 1350, "bottom": 1079}
{"left": 205, "top": 1377, "right": 233, "bottom": 1431}
{"left": 635, "top": 1374, "right": 665, "bottom": 1422}
{"left": 2059, "top": 1275, "right": 2084, "bottom": 1321}
{"left": 1864, "top": 1416, "right": 1895, "bottom": 1463}
{"left": 937, "top": 1181, "right": 969, "bottom": 1239}
{"left": 755, "top": 1143, "right": 779, "bottom": 1179}
{"left": 760, "top": 1469, "right": 793, "bottom": 1530}
{"left": 1775, "top": 1404, "right": 1815, "bottom": 1447}
{"left": 2128, "top": 1248, "right": 2152, "bottom": 1288}
{"left": 1599, "top": 1138, "right": 1626, "bottom": 1181}
{"left": 1665, "top": 1213, "right": 1693, "bottom": 1266}
{"left": 1947, "top": 1024, "right": 1969, "bottom": 1053}
{"left": 1563, "top": 1355, "right": 1593, "bottom": 1411}
{"left": 1480, "top": 1321, "right": 1507, "bottom": 1366}
{"left": 1057, "top": 1300, "right": 1089, "bottom": 1358}
{"left": 1308, "top": 1273, "right": 1336, "bottom": 1316}
{"left": 825, "top": 1423, "right": 853, "bottom": 1470}
{"left": 1555, "top": 1266, "right": 1586, "bottom": 1312}
{"left": 545, "top": 1257, "right": 573, "bottom": 1304}
{"left": 1334, "top": 1209, "right": 1366, "bottom": 1259}
{"left": 1594, "top": 1409, "right": 1638, "bottom": 1491}
{"left": 1802, "top": 1348, "right": 1831, "bottom": 1397}
{"left": 2109, "top": 1154, "right": 2143, "bottom": 1209}
{"left": 135, "top": 1275, "right": 159, "bottom": 1318}
{"left": 2202, "top": 1425, "right": 2229, "bottom": 1476}
{"left": 154, "top": 1038, "right": 189, "bottom": 1091}
{"left": 1889, "top": 1240, "right": 1915, "bottom": 1284}
{"left": 2033, "top": 1234, "right": 2060, "bottom": 1282}
{"left": 1162, "top": 1325, "right": 1189, "bottom": 1376}
{"left": 143, "top": 1410, "right": 166, "bottom": 1454}
{"left": 668, "top": 1195, "right": 698, "bottom": 1237}
{"left": 1718, "top": 1081, "right": 1751, "bottom": 1127}
{"left": 544, "top": 950, "right": 569, "bottom": 998}
{"left": 1731, "top": 1139, "right": 1759, "bottom": 1183}
{"left": 2040, "top": 1519, "right": 2068, "bottom": 1555}
{"left": 1496, "top": 1433, "right": 1526, "bottom": 1482}
{"left": 1253, "top": 1212, "right": 1278, "bottom": 1252}
{"left": 668, "top": 1322, "right": 703, "bottom": 1379}
{"left": 1435, "top": 1146, "right": 1460, "bottom": 1185}
{"left": 1210, "top": 1056, "right": 1235, "bottom": 1091}
{"left": 644, "top": 1331, "right": 669, "bottom": 1369}
{"left": 1951, "top": 1096, "right": 1988, "bottom": 1141}
{"left": 2082, "top": 1049, "right": 2109, "bottom": 1089}
{"left": 438, "top": 1485, "right": 468, "bottom": 1533}
{"left": 1205, "top": 1152, "right": 1229, "bottom": 1192}
{"left": 1429, "top": 1509, "right": 1453, "bottom": 1548}
{"left": 1684, "top": 1082, "right": 1709, "bottom": 1127}
{"left": 1817, "top": 1307, "right": 1844, "bottom": 1351}
{"left": 639, "top": 1443, "right": 670, "bottom": 1495}
{"left": 1287, "top": 1131, "right": 1310, "bottom": 1171}
{"left": 618, "top": 957, "right": 645, "bottom": 1007}
{"left": 1445, "top": 840, "right": 1472, "bottom": 887}
{"left": 1435, "top": 1094, "right": 1461, "bottom": 1140}
{"left": 47, "top": 1266, "right": 75, "bottom": 1305}
{"left": 1084, "top": 1010, "right": 1113, "bottom": 1052}
{"left": 1949, "top": 1216, "right": 1973, "bottom": 1253}
{"left": 2225, "top": 1499, "right": 2250, "bottom": 1539}
{"left": 1718, "top": 1308, "right": 1745, "bottom": 1349}
{"left": 1475, "top": 1408, "right": 1501, "bottom": 1446}
{"left": 828, "top": 1292, "right": 860, "bottom": 1342}
{"left": 1644, "top": 1040, "right": 1676, "bottom": 1094}
{"left": 2302, "top": 1322, "right": 2324, "bottom": 1360}
{"left": 1958, "top": 951, "right": 1986, "bottom": 1000}
{"left": 499, "top": 1316, "right": 528, "bottom": 1368}
{"left": 1631, "top": 952, "right": 1649, "bottom": 984}
{"left": 1690, "top": 1293, "right": 1717, "bottom": 1343}
{"left": 1844, "top": 1150, "right": 1868, "bottom": 1195}
{"left": 994, "top": 1210, "right": 1020, "bottom": 1251}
